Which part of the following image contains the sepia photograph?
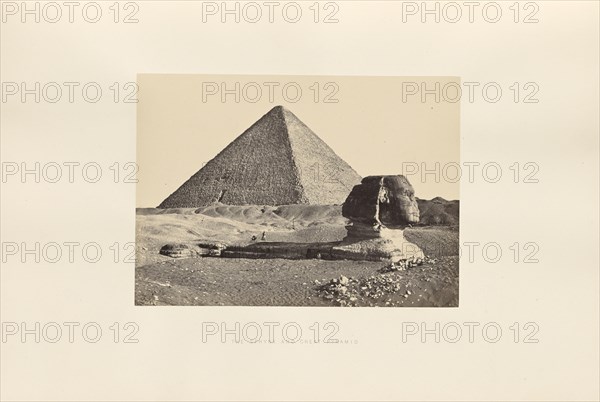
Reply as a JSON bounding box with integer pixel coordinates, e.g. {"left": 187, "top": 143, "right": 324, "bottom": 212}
{"left": 135, "top": 75, "right": 460, "bottom": 307}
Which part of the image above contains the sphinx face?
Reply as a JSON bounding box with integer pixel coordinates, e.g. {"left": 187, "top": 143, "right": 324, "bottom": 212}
{"left": 342, "top": 175, "right": 420, "bottom": 227}
{"left": 378, "top": 176, "right": 420, "bottom": 227}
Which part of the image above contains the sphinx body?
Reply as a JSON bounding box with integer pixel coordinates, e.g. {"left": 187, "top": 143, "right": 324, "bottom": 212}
{"left": 332, "top": 175, "right": 425, "bottom": 262}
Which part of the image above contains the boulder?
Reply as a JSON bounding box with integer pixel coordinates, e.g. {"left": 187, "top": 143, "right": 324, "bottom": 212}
{"left": 159, "top": 243, "right": 210, "bottom": 258}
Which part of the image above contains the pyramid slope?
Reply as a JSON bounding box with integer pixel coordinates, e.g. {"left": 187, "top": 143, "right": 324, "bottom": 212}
{"left": 282, "top": 108, "right": 362, "bottom": 204}
{"left": 159, "top": 106, "right": 361, "bottom": 208}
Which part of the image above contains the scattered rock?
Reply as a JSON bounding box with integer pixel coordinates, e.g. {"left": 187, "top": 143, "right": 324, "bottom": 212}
{"left": 317, "top": 267, "right": 419, "bottom": 307}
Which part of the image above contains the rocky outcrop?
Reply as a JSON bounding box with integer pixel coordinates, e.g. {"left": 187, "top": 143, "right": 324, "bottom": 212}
{"left": 159, "top": 243, "right": 224, "bottom": 258}
{"left": 416, "top": 197, "right": 459, "bottom": 225}
{"left": 159, "top": 244, "right": 207, "bottom": 258}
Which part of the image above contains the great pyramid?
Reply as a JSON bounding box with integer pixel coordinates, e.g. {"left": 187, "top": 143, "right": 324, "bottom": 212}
{"left": 158, "top": 106, "right": 362, "bottom": 208}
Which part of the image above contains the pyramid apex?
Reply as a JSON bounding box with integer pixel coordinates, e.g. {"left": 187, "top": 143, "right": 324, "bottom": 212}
{"left": 260, "top": 105, "right": 288, "bottom": 126}
{"left": 268, "top": 105, "right": 287, "bottom": 112}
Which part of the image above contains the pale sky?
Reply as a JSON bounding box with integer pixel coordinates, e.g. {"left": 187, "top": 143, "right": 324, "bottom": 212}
{"left": 137, "top": 75, "right": 459, "bottom": 207}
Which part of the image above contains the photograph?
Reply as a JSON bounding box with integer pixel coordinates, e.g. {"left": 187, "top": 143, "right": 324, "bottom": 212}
{"left": 135, "top": 75, "right": 460, "bottom": 307}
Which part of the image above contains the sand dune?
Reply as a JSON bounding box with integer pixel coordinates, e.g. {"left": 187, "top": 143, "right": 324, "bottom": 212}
{"left": 136, "top": 205, "right": 349, "bottom": 266}
{"left": 195, "top": 204, "right": 346, "bottom": 227}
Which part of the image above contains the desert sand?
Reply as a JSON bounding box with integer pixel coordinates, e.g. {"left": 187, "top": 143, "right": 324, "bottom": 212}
{"left": 135, "top": 202, "right": 459, "bottom": 307}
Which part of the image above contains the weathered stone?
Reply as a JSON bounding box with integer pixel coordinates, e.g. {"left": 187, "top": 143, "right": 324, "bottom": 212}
{"left": 159, "top": 244, "right": 210, "bottom": 258}
{"left": 335, "top": 175, "right": 424, "bottom": 262}
{"left": 331, "top": 227, "right": 425, "bottom": 262}
{"left": 342, "top": 175, "right": 419, "bottom": 227}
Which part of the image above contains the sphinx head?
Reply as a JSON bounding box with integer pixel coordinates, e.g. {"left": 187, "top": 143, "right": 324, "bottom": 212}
{"left": 342, "top": 175, "right": 420, "bottom": 228}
